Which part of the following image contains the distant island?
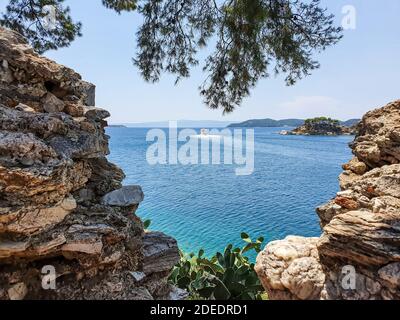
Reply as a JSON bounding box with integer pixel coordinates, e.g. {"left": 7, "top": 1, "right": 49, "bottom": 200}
{"left": 114, "top": 120, "right": 236, "bottom": 128}
{"left": 280, "top": 117, "right": 358, "bottom": 136}
{"left": 108, "top": 124, "right": 127, "bottom": 128}
{"left": 228, "top": 118, "right": 304, "bottom": 128}
{"left": 228, "top": 118, "right": 360, "bottom": 128}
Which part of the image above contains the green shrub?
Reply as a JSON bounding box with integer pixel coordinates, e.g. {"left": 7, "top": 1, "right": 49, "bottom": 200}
{"left": 169, "top": 233, "right": 267, "bottom": 300}
{"left": 305, "top": 117, "right": 340, "bottom": 125}
{"left": 143, "top": 219, "right": 152, "bottom": 230}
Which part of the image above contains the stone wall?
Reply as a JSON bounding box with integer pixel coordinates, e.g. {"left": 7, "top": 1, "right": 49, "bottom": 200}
{"left": 255, "top": 100, "right": 400, "bottom": 300}
{"left": 0, "top": 27, "right": 182, "bottom": 300}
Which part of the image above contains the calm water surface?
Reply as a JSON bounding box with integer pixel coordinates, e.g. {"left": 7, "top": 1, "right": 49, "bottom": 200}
{"left": 106, "top": 127, "right": 353, "bottom": 258}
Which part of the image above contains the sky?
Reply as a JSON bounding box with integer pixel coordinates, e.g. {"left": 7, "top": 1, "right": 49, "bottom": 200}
{"left": 1, "top": 0, "right": 399, "bottom": 123}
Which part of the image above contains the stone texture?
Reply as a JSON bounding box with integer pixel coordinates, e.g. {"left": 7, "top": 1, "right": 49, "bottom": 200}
{"left": 43, "top": 92, "right": 65, "bottom": 113}
{"left": 102, "top": 185, "right": 145, "bottom": 207}
{"left": 0, "top": 26, "right": 179, "bottom": 300}
{"left": 351, "top": 100, "right": 400, "bottom": 167}
{"left": 378, "top": 263, "right": 400, "bottom": 287}
{"left": 142, "top": 232, "right": 180, "bottom": 275}
{"left": 343, "top": 157, "right": 368, "bottom": 175}
{"left": 7, "top": 282, "right": 28, "bottom": 300}
{"left": 83, "top": 106, "right": 110, "bottom": 121}
{"left": 0, "top": 197, "right": 77, "bottom": 236}
{"left": 256, "top": 100, "right": 400, "bottom": 300}
{"left": 255, "top": 236, "right": 323, "bottom": 299}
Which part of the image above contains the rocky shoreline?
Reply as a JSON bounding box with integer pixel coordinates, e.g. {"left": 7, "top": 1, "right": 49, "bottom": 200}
{"left": 0, "top": 27, "right": 182, "bottom": 300}
{"left": 280, "top": 118, "right": 358, "bottom": 136}
{"left": 256, "top": 100, "right": 400, "bottom": 300}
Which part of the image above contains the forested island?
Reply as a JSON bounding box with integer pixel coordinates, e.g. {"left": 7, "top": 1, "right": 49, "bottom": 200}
{"left": 281, "top": 117, "right": 359, "bottom": 136}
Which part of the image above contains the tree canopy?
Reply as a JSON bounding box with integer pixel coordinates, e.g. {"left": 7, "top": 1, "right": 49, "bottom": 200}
{"left": 1, "top": 0, "right": 343, "bottom": 113}
{"left": 304, "top": 117, "right": 340, "bottom": 125}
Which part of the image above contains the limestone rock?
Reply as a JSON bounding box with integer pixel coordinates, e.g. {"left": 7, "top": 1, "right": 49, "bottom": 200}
{"left": 318, "top": 210, "right": 400, "bottom": 266}
{"left": 102, "top": 186, "right": 144, "bottom": 207}
{"left": 142, "top": 232, "right": 180, "bottom": 274}
{"left": 0, "top": 241, "right": 29, "bottom": 259}
{"left": 80, "top": 81, "right": 96, "bottom": 106}
{"left": 256, "top": 100, "right": 400, "bottom": 300}
{"left": 62, "top": 240, "right": 103, "bottom": 256}
{"left": 255, "top": 236, "right": 322, "bottom": 299}
{"left": 43, "top": 92, "right": 65, "bottom": 113}
{"left": 129, "top": 271, "right": 146, "bottom": 283}
{"left": 343, "top": 157, "right": 368, "bottom": 175}
{"left": 0, "top": 131, "right": 58, "bottom": 166}
{"left": 0, "top": 26, "right": 178, "bottom": 300}
{"left": 351, "top": 100, "right": 400, "bottom": 167}
{"left": 280, "top": 257, "right": 325, "bottom": 300}
{"left": 87, "top": 157, "right": 125, "bottom": 196}
{"left": 7, "top": 282, "right": 28, "bottom": 300}
{"left": 0, "top": 59, "right": 14, "bottom": 83}
{"left": 338, "top": 170, "right": 363, "bottom": 190}
{"left": 167, "top": 286, "right": 189, "bottom": 300}
{"left": 0, "top": 197, "right": 77, "bottom": 236}
{"left": 378, "top": 263, "right": 400, "bottom": 288}
{"left": 0, "top": 161, "right": 91, "bottom": 206}
{"left": 83, "top": 106, "right": 110, "bottom": 121}
{"left": 334, "top": 196, "right": 359, "bottom": 210}
{"left": 15, "top": 103, "right": 35, "bottom": 113}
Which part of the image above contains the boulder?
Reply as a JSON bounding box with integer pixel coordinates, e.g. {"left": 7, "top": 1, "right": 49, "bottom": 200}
{"left": 102, "top": 185, "right": 144, "bottom": 207}
{"left": 42, "top": 92, "right": 65, "bottom": 113}
{"left": 351, "top": 100, "right": 400, "bottom": 167}
{"left": 142, "top": 232, "right": 180, "bottom": 274}
{"left": 7, "top": 282, "right": 28, "bottom": 300}
{"left": 83, "top": 106, "right": 110, "bottom": 121}
{"left": 255, "top": 236, "right": 322, "bottom": 299}
{"left": 343, "top": 157, "right": 368, "bottom": 175}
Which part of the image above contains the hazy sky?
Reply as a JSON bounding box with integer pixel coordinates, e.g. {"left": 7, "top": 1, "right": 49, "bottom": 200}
{"left": 2, "top": 0, "right": 399, "bottom": 123}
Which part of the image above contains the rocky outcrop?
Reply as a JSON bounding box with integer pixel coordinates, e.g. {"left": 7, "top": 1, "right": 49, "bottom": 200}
{"left": 0, "top": 27, "right": 180, "bottom": 300}
{"left": 256, "top": 100, "right": 400, "bottom": 300}
{"left": 282, "top": 118, "right": 357, "bottom": 136}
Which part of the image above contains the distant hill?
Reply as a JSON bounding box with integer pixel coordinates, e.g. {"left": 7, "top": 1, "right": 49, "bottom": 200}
{"left": 228, "top": 118, "right": 305, "bottom": 128}
{"left": 228, "top": 118, "right": 360, "bottom": 128}
{"left": 117, "top": 120, "right": 236, "bottom": 128}
{"left": 340, "top": 119, "right": 360, "bottom": 127}
{"left": 107, "top": 124, "right": 127, "bottom": 128}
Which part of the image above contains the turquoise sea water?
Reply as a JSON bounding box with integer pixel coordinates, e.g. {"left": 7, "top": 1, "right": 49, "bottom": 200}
{"left": 106, "top": 127, "right": 353, "bottom": 258}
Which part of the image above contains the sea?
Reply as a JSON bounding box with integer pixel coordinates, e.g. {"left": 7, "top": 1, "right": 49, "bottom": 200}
{"left": 106, "top": 127, "right": 353, "bottom": 259}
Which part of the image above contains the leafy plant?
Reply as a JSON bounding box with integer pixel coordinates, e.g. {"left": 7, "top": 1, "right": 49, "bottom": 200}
{"left": 1, "top": 0, "right": 343, "bottom": 112}
{"left": 143, "top": 219, "right": 151, "bottom": 230}
{"left": 304, "top": 117, "right": 340, "bottom": 125}
{"left": 169, "top": 233, "right": 266, "bottom": 300}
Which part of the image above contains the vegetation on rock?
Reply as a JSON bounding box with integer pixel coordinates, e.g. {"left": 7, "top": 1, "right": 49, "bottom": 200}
{"left": 304, "top": 117, "right": 340, "bottom": 126}
{"left": 169, "top": 233, "right": 266, "bottom": 300}
{"left": 287, "top": 116, "right": 356, "bottom": 136}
